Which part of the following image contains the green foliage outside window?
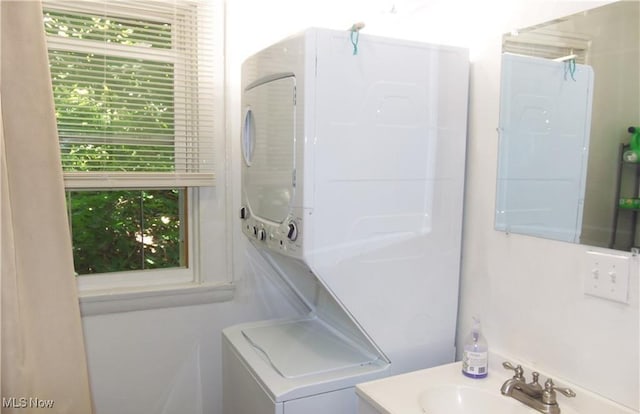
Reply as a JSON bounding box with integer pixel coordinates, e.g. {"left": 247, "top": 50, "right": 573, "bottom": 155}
{"left": 51, "top": 49, "right": 176, "bottom": 173}
{"left": 68, "top": 189, "right": 185, "bottom": 275}
{"left": 45, "top": 8, "right": 185, "bottom": 275}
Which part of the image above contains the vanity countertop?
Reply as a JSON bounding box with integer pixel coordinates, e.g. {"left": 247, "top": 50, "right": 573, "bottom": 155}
{"left": 355, "top": 353, "right": 638, "bottom": 414}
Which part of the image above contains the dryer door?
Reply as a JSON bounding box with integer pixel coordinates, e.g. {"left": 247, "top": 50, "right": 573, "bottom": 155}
{"left": 242, "top": 75, "right": 296, "bottom": 224}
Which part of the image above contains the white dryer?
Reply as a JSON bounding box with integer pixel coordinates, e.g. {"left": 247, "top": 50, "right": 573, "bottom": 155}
{"left": 223, "top": 28, "right": 469, "bottom": 414}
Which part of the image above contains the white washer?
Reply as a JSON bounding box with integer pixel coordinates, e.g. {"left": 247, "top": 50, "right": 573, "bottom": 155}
{"left": 224, "top": 28, "right": 469, "bottom": 414}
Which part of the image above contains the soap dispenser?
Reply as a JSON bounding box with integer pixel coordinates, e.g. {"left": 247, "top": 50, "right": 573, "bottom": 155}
{"left": 462, "top": 317, "right": 488, "bottom": 379}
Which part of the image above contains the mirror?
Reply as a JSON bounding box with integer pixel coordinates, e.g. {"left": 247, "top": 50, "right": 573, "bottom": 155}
{"left": 495, "top": 1, "right": 640, "bottom": 250}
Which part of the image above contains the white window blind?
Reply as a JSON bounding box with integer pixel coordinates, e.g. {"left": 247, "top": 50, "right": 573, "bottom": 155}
{"left": 503, "top": 28, "right": 590, "bottom": 64}
{"left": 42, "top": 0, "right": 217, "bottom": 188}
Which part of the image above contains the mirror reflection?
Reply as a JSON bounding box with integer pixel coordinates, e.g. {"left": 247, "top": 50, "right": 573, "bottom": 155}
{"left": 495, "top": 1, "right": 640, "bottom": 250}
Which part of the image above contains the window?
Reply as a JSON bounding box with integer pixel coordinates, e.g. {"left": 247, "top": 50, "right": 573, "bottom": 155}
{"left": 43, "top": 1, "right": 221, "bottom": 294}
{"left": 66, "top": 189, "right": 186, "bottom": 274}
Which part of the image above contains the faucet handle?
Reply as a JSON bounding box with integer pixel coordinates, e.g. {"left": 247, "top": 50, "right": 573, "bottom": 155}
{"left": 542, "top": 378, "right": 577, "bottom": 404}
{"left": 502, "top": 361, "right": 525, "bottom": 380}
{"left": 529, "top": 371, "right": 542, "bottom": 390}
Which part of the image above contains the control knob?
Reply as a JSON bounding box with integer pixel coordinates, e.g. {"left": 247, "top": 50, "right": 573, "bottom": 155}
{"left": 286, "top": 222, "right": 298, "bottom": 241}
{"left": 239, "top": 206, "right": 249, "bottom": 220}
{"left": 257, "top": 228, "right": 266, "bottom": 241}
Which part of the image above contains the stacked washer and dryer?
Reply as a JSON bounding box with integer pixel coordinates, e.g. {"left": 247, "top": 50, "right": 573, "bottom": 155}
{"left": 223, "top": 28, "right": 469, "bottom": 414}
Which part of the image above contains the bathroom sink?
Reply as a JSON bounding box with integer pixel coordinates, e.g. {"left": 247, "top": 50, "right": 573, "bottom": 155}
{"left": 357, "top": 357, "right": 633, "bottom": 414}
{"left": 418, "top": 384, "right": 536, "bottom": 414}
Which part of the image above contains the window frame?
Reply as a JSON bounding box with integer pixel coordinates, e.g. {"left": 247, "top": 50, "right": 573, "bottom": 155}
{"left": 42, "top": 0, "right": 232, "bottom": 312}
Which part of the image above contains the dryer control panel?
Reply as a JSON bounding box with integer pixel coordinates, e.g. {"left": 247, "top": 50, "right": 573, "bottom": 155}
{"left": 240, "top": 206, "right": 303, "bottom": 257}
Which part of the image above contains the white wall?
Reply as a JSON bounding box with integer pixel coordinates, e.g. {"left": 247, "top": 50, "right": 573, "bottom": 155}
{"left": 80, "top": 1, "right": 639, "bottom": 413}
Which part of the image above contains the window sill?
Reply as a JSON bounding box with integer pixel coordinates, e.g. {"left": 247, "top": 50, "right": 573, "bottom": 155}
{"left": 78, "top": 282, "right": 235, "bottom": 316}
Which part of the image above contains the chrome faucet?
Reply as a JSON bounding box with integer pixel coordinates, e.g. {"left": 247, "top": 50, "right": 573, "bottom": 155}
{"left": 500, "top": 361, "right": 576, "bottom": 414}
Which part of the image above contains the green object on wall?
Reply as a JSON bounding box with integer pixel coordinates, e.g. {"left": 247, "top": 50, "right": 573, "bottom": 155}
{"left": 619, "top": 197, "right": 640, "bottom": 210}
{"left": 623, "top": 126, "right": 640, "bottom": 162}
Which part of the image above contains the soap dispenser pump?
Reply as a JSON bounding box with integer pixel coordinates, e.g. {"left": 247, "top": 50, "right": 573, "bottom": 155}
{"left": 462, "top": 317, "right": 488, "bottom": 379}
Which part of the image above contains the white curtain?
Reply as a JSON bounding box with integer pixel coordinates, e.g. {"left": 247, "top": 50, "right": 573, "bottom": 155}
{"left": 1, "top": 1, "right": 93, "bottom": 412}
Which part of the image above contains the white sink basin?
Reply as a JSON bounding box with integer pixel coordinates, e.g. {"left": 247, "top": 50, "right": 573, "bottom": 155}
{"left": 356, "top": 355, "right": 633, "bottom": 414}
{"left": 418, "top": 385, "right": 535, "bottom": 414}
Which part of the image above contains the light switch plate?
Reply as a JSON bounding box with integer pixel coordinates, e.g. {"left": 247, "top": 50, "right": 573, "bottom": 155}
{"left": 584, "top": 251, "right": 630, "bottom": 304}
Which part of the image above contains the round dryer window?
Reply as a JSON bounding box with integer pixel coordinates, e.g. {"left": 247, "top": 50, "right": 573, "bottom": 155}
{"left": 242, "top": 108, "right": 256, "bottom": 165}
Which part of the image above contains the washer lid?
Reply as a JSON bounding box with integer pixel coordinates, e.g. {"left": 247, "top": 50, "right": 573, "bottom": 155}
{"left": 241, "top": 318, "right": 381, "bottom": 379}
